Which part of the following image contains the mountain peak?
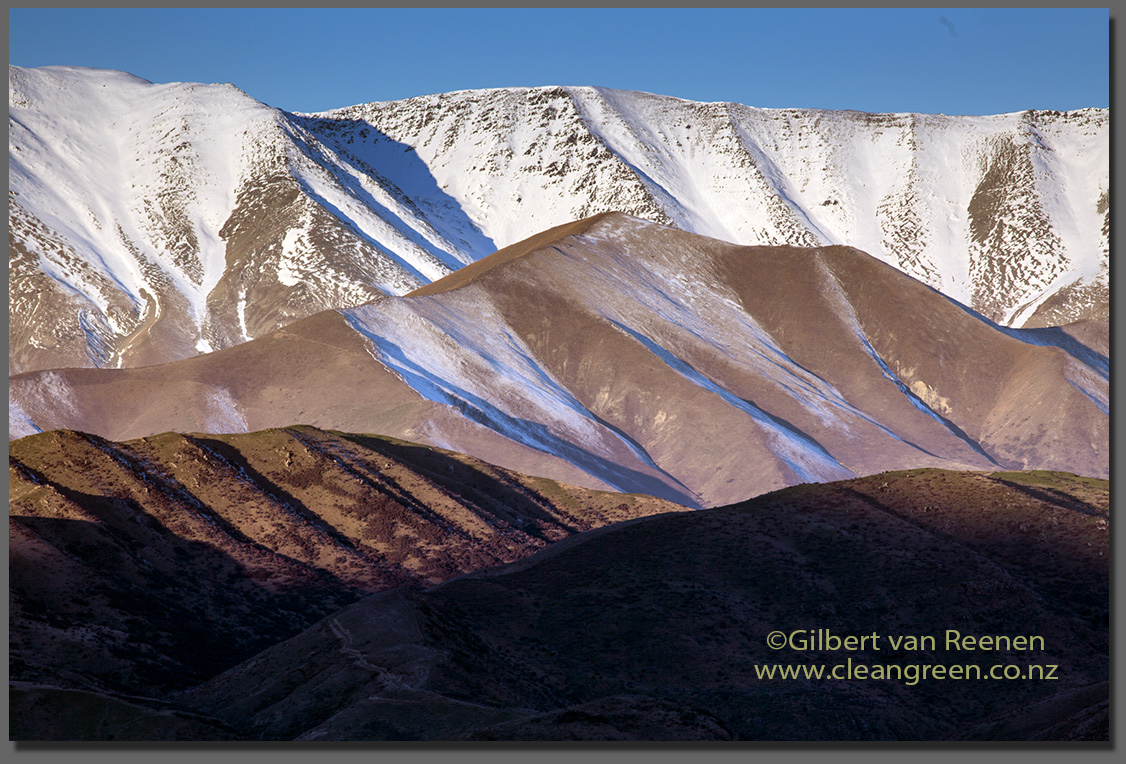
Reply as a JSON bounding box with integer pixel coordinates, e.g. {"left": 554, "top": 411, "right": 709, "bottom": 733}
{"left": 407, "top": 211, "right": 638, "bottom": 298}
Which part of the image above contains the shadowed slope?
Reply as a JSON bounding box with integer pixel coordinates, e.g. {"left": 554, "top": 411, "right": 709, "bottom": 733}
{"left": 177, "top": 469, "right": 1109, "bottom": 741}
{"left": 9, "top": 425, "right": 684, "bottom": 720}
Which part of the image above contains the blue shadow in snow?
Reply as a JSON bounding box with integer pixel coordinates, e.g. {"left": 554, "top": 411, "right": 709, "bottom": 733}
{"left": 286, "top": 112, "right": 497, "bottom": 272}
{"left": 343, "top": 312, "right": 702, "bottom": 508}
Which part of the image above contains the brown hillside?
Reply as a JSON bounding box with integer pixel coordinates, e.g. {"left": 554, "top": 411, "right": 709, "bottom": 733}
{"left": 9, "top": 425, "right": 684, "bottom": 713}
{"left": 9, "top": 214, "right": 1108, "bottom": 507}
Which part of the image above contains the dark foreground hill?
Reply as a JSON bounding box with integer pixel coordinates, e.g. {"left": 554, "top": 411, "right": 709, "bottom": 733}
{"left": 8, "top": 425, "right": 684, "bottom": 737}
{"left": 175, "top": 469, "right": 1108, "bottom": 742}
{"left": 10, "top": 453, "right": 1106, "bottom": 740}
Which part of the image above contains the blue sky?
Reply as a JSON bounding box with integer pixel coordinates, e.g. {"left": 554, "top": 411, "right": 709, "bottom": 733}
{"left": 8, "top": 7, "right": 1110, "bottom": 115}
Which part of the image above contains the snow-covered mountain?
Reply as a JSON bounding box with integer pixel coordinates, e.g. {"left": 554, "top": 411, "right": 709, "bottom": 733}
{"left": 9, "top": 65, "right": 1109, "bottom": 374}
{"left": 8, "top": 65, "right": 477, "bottom": 374}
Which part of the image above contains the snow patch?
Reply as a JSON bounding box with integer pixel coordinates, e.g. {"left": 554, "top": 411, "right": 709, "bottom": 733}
{"left": 1061, "top": 357, "right": 1109, "bottom": 415}
{"left": 203, "top": 386, "right": 248, "bottom": 433}
{"left": 8, "top": 395, "right": 43, "bottom": 440}
{"left": 342, "top": 295, "right": 677, "bottom": 494}
{"left": 817, "top": 262, "right": 997, "bottom": 463}
{"left": 236, "top": 288, "right": 250, "bottom": 341}
{"left": 610, "top": 320, "right": 853, "bottom": 484}
{"left": 7, "top": 371, "right": 80, "bottom": 439}
{"left": 278, "top": 226, "right": 305, "bottom": 286}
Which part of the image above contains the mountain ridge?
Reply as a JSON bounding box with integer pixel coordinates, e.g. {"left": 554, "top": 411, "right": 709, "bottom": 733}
{"left": 10, "top": 214, "right": 1108, "bottom": 507}
{"left": 9, "top": 65, "right": 1108, "bottom": 374}
{"left": 407, "top": 213, "right": 610, "bottom": 298}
